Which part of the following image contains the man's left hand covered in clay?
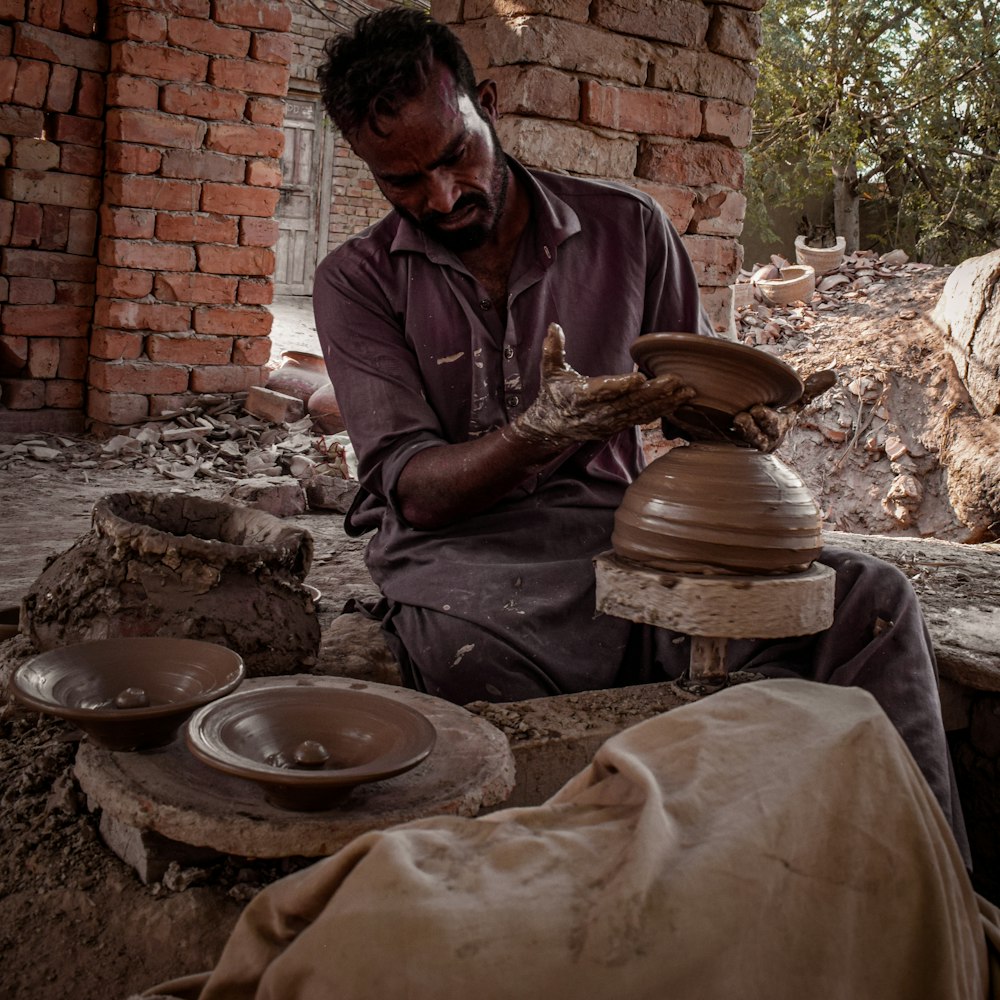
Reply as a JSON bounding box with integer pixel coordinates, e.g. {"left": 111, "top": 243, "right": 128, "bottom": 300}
{"left": 503, "top": 323, "right": 696, "bottom": 449}
{"left": 732, "top": 368, "right": 837, "bottom": 453}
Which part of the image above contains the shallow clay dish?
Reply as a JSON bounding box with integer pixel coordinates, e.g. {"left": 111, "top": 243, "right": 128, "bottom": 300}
{"left": 631, "top": 333, "right": 803, "bottom": 434}
{"left": 185, "top": 685, "right": 437, "bottom": 811}
{"left": 12, "top": 637, "right": 245, "bottom": 752}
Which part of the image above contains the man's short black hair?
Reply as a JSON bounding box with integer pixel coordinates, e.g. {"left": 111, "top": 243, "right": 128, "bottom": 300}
{"left": 318, "top": 8, "right": 479, "bottom": 138}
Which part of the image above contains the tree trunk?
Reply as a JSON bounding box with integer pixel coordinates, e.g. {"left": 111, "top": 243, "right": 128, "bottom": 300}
{"left": 832, "top": 158, "right": 860, "bottom": 252}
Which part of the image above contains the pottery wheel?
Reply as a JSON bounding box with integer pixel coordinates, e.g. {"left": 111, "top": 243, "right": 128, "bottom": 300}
{"left": 74, "top": 676, "right": 516, "bottom": 860}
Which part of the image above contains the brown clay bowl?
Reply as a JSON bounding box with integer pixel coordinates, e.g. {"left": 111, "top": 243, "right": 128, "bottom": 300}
{"left": 12, "top": 637, "right": 245, "bottom": 751}
{"left": 185, "top": 685, "right": 437, "bottom": 811}
{"left": 612, "top": 442, "right": 823, "bottom": 574}
{"left": 632, "top": 333, "right": 803, "bottom": 439}
{"left": 0, "top": 605, "right": 19, "bottom": 640}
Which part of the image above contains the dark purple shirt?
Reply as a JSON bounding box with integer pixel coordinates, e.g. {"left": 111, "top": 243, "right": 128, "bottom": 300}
{"left": 313, "top": 161, "right": 712, "bottom": 620}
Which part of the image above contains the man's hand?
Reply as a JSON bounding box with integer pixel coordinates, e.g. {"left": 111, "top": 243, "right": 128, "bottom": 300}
{"left": 731, "top": 369, "right": 837, "bottom": 453}
{"left": 503, "top": 324, "right": 695, "bottom": 448}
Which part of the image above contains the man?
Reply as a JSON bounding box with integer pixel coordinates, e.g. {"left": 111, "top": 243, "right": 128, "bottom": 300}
{"left": 313, "top": 9, "right": 967, "bottom": 852}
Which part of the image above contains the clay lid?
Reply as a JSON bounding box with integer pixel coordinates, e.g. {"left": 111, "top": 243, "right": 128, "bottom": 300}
{"left": 12, "top": 637, "right": 245, "bottom": 752}
{"left": 185, "top": 685, "right": 437, "bottom": 811}
{"left": 632, "top": 333, "right": 803, "bottom": 440}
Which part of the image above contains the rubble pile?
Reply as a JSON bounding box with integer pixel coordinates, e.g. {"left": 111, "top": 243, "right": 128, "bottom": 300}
{"left": 0, "top": 393, "right": 359, "bottom": 517}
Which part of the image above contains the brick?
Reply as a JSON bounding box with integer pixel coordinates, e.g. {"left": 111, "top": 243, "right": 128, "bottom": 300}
{"left": 630, "top": 179, "right": 696, "bottom": 233}
{"left": 0, "top": 104, "right": 44, "bottom": 136}
{"left": 8, "top": 276, "right": 54, "bottom": 303}
{"left": 148, "top": 333, "right": 232, "bottom": 365}
{"left": 27, "top": 336, "right": 59, "bottom": 376}
{"left": 201, "top": 181, "right": 280, "bottom": 217}
{"left": 592, "top": 0, "right": 709, "bottom": 47}
{"left": 492, "top": 65, "right": 578, "bottom": 120}
{"left": 90, "top": 326, "right": 145, "bottom": 359}
{"left": 0, "top": 0, "right": 26, "bottom": 21}
{"left": 60, "top": 142, "right": 103, "bottom": 176}
{"left": 497, "top": 116, "right": 636, "bottom": 179}
{"left": 205, "top": 122, "right": 284, "bottom": 157}
{"left": 76, "top": 70, "right": 104, "bottom": 118}
{"left": 57, "top": 338, "right": 88, "bottom": 378}
{"left": 702, "top": 98, "right": 753, "bottom": 149}
{"left": 190, "top": 363, "right": 264, "bottom": 393}
{"left": 14, "top": 22, "right": 109, "bottom": 72}
{"left": 193, "top": 304, "right": 272, "bottom": 336}
{"left": 239, "top": 216, "right": 279, "bottom": 247}
{"left": 154, "top": 212, "right": 237, "bottom": 244}
{"left": 214, "top": 0, "right": 292, "bottom": 32}
{"left": 237, "top": 278, "right": 273, "bottom": 304}
{"left": 244, "top": 95, "right": 283, "bottom": 126}
{"left": 232, "top": 336, "right": 271, "bottom": 365}
{"left": 100, "top": 238, "right": 196, "bottom": 272}
{"left": 87, "top": 388, "right": 150, "bottom": 425}
{"left": 106, "top": 73, "right": 159, "bottom": 109}
{"left": 637, "top": 137, "right": 745, "bottom": 189}
{"left": 648, "top": 45, "right": 758, "bottom": 105}
{"left": 0, "top": 275, "right": 6, "bottom": 301}
{"left": 13, "top": 58, "right": 49, "bottom": 107}
{"left": 245, "top": 159, "right": 281, "bottom": 187}
{"left": 581, "top": 80, "right": 701, "bottom": 138}
{"left": 2, "top": 303, "right": 91, "bottom": 336}
{"left": 10, "top": 202, "right": 41, "bottom": 247}
{"left": 168, "top": 17, "right": 249, "bottom": 58}
{"left": 105, "top": 175, "right": 200, "bottom": 212}
{"left": 95, "top": 299, "right": 192, "bottom": 332}
{"left": 0, "top": 199, "right": 11, "bottom": 243}
{"left": 197, "top": 244, "right": 273, "bottom": 276}
{"left": 11, "top": 137, "right": 58, "bottom": 170}
{"left": 690, "top": 185, "right": 747, "bottom": 237}
{"left": 50, "top": 113, "right": 103, "bottom": 147}
{"left": 28, "top": 0, "right": 63, "bottom": 31}
{"left": 0, "top": 335, "right": 28, "bottom": 371}
{"left": 107, "top": 108, "right": 204, "bottom": 149}
{"left": 707, "top": 6, "right": 762, "bottom": 61}
{"left": 160, "top": 82, "right": 246, "bottom": 121}
{"left": 114, "top": 40, "right": 208, "bottom": 84}
{"left": 107, "top": 8, "right": 166, "bottom": 42}
{"left": 89, "top": 359, "right": 189, "bottom": 394}
{"left": 3, "top": 247, "right": 95, "bottom": 281}
{"left": 1, "top": 169, "right": 101, "bottom": 209}
{"left": 67, "top": 207, "right": 99, "bottom": 255}
{"left": 54, "top": 279, "right": 95, "bottom": 305}
{"left": 244, "top": 384, "right": 303, "bottom": 422}
{"left": 120, "top": 0, "right": 210, "bottom": 15}
{"left": 39, "top": 204, "right": 70, "bottom": 249}
{"left": 45, "top": 379, "right": 84, "bottom": 408}
{"left": 46, "top": 63, "right": 77, "bottom": 112}
{"left": 154, "top": 271, "right": 237, "bottom": 304}
{"left": 0, "top": 377, "right": 44, "bottom": 408}
{"left": 208, "top": 58, "right": 288, "bottom": 98}
{"left": 681, "top": 234, "right": 743, "bottom": 286}
{"left": 250, "top": 30, "right": 292, "bottom": 65}
{"left": 105, "top": 142, "right": 162, "bottom": 174}
{"left": 61, "top": 0, "right": 100, "bottom": 35}
{"left": 160, "top": 147, "right": 244, "bottom": 182}
{"left": 149, "top": 392, "right": 197, "bottom": 416}
{"left": 101, "top": 206, "right": 156, "bottom": 240}
{"left": 0, "top": 24, "right": 10, "bottom": 55}
{"left": 0, "top": 56, "right": 15, "bottom": 102}
{"left": 485, "top": 15, "right": 648, "bottom": 86}
{"left": 96, "top": 266, "right": 155, "bottom": 299}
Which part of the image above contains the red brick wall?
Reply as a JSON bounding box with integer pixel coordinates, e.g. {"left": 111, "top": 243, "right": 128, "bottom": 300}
{"left": 0, "top": 0, "right": 104, "bottom": 416}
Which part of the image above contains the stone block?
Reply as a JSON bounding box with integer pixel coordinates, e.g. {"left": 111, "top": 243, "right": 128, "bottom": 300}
{"left": 227, "top": 475, "right": 307, "bottom": 518}
{"left": 244, "top": 384, "right": 305, "bottom": 423}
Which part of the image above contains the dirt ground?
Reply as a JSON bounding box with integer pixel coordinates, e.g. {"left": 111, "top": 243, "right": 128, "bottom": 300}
{"left": 1, "top": 262, "right": 997, "bottom": 999}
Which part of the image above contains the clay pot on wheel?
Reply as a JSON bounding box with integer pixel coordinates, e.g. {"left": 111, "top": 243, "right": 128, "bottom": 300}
{"left": 266, "top": 351, "right": 330, "bottom": 403}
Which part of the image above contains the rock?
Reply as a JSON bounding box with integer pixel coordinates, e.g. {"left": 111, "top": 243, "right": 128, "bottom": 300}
{"left": 879, "top": 249, "right": 909, "bottom": 267}
{"left": 227, "top": 476, "right": 307, "bottom": 518}
{"left": 304, "top": 474, "right": 360, "bottom": 513}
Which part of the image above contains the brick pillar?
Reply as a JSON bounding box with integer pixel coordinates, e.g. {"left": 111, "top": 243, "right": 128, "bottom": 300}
{"left": 92, "top": 0, "right": 292, "bottom": 427}
{"left": 435, "top": 0, "right": 762, "bottom": 337}
{"left": 0, "top": 0, "right": 104, "bottom": 426}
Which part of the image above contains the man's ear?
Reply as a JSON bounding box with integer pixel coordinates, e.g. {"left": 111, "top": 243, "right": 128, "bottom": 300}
{"left": 476, "top": 78, "right": 499, "bottom": 122}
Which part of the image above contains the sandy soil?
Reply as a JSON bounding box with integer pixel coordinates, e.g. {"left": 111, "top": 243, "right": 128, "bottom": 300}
{"left": 1, "top": 267, "right": 996, "bottom": 999}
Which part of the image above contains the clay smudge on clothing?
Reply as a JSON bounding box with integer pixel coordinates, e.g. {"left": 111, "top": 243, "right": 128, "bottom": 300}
{"left": 450, "top": 643, "right": 476, "bottom": 668}
{"left": 437, "top": 351, "right": 465, "bottom": 365}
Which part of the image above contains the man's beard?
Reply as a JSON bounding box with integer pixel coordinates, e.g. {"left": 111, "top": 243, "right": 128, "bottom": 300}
{"left": 405, "top": 124, "right": 509, "bottom": 253}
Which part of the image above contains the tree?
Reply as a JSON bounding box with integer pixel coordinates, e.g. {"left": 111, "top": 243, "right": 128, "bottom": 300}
{"left": 749, "top": 0, "right": 1000, "bottom": 263}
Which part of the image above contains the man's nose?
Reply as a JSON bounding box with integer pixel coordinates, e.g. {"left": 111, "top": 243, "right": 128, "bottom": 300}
{"left": 423, "top": 169, "right": 460, "bottom": 215}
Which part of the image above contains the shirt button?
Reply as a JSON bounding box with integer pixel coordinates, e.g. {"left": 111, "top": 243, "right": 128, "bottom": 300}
{"left": 503, "top": 345, "right": 514, "bottom": 360}
{"left": 479, "top": 298, "right": 491, "bottom": 311}
{"left": 506, "top": 394, "right": 520, "bottom": 408}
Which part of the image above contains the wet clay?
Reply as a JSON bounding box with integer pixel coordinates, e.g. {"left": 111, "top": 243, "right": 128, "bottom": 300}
{"left": 22, "top": 492, "right": 320, "bottom": 676}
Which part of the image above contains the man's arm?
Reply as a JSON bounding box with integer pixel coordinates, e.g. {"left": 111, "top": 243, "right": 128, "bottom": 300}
{"left": 397, "top": 324, "right": 694, "bottom": 529}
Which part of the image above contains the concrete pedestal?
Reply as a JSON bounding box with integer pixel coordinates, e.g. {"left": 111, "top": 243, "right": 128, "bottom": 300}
{"left": 75, "top": 676, "right": 515, "bottom": 881}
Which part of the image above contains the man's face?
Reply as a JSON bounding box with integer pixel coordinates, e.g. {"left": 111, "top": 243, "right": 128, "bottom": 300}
{"left": 349, "top": 64, "right": 509, "bottom": 253}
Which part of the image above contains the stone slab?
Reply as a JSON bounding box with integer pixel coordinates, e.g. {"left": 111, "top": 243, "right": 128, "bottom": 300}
{"left": 74, "top": 676, "right": 515, "bottom": 861}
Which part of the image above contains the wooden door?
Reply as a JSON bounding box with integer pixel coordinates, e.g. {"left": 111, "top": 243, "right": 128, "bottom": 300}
{"left": 274, "top": 96, "right": 334, "bottom": 296}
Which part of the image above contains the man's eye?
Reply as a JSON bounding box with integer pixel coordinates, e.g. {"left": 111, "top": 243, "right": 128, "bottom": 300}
{"left": 442, "top": 147, "right": 466, "bottom": 166}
